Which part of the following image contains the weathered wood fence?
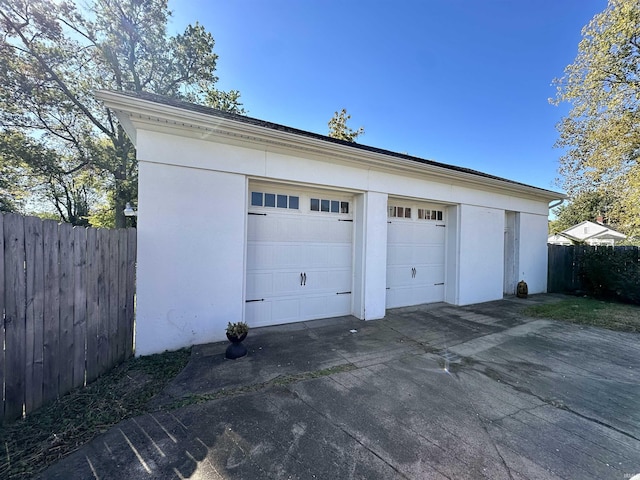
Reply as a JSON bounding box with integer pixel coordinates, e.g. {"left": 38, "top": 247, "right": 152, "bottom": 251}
{"left": 1, "top": 213, "right": 136, "bottom": 422}
{"left": 548, "top": 244, "right": 640, "bottom": 301}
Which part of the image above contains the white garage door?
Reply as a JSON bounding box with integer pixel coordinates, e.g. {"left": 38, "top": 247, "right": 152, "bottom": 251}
{"left": 246, "top": 186, "right": 353, "bottom": 327}
{"left": 386, "top": 201, "right": 446, "bottom": 308}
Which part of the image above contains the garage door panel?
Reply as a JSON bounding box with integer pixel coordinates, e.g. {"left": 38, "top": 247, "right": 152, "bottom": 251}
{"left": 246, "top": 189, "right": 353, "bottom": 327}
{"left": 301, "top": 293, "right": 351, "bottom": 318}
{"left": 387, "top": 202, "right": 446, "bottom": 308}
{"left": 387, "top": 244, "right": 414, "bottom": 265}
{"left": 330, "top": 244, "right": 352, "bottom": 267}
{"left": 386, "top": 266, "right": 413, "bottom": 286}
{"left": 386, "top": 286, "right": 415, "bottom": 309}
{"left": 413, "top": 264, "right": 445, "bottom": 282}
{"left": 388, "top": 222, "right": 413, "bottom": 243}
{"left": 413, "top": 245, "right": 445, "bottom": 261}
{"left": 246, "top": 272, "right": 273, "bottom": 297}
{"left": 245, "top": 300, "right": 272, "bottom": 327}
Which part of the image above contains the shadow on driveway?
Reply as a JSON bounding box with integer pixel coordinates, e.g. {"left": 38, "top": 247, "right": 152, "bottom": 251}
{"left": 39, "top": 295, "right": 640, "bottom": 479}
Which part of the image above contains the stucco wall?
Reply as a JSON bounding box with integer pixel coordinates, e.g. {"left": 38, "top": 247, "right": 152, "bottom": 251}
{"left": 517, "top": 213, "right": 549, "bottom": 294}
{"left": 135, "top": 161, "right": 246, "bottom": 356}
{"left": 137, "top": 130, "right": 549, "bottom": 217}
{"left": 132, "top": 128, "right": 553, "bottom": 355}
{"left": 457, "top": 205, "right": 505, "bottom": 305}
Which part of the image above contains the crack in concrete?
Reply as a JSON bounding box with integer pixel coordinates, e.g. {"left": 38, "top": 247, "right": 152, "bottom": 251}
{"left": 450, "top": 374, "right": 515, "bottom": 480}
{"left": 288, "top": 389, "right": 426, "bottom": 480}
{"left": 476, "top": 366, "right": 640, "bottom": 443}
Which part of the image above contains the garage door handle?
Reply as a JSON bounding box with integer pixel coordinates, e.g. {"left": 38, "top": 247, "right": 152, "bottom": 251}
{"left": 303, "top": 272, "right": 307, "bottom": 286}
{"left": 300, "top": 273, "right": 303, "bottom": 286}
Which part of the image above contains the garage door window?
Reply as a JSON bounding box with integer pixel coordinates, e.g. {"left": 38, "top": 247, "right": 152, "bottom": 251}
{"left": 418, "top": 208, "right": 443, "bottom": 221}
{"left": 311, "top": 198, "right": 349, "bottom": 214}
{"left": 251, "top": 191, "right": 299, "bottom": 210}
{"left": 388, "top": 206, "right": 411, "bottom": 219}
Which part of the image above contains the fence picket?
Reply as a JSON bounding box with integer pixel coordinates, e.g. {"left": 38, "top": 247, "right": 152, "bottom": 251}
{"left": 117, "top": 229, "right": 128, "bottom": 363}
{"left": 42, "top": 220, "right": 60, "bottom": 405}
{"left": 0, "top": 214, "right": 4, "bottom": 419}
{"left": 85, "top": 228, "right": 100, "bottom": 383}
{"left": 58, "top": 223, "right": 75, "bottom": 394}
{"left": 4, "top": 214, "right": 27, "bottom": 421}
{"left": 24, "top": 216, "right": 44, "bottom": 414}
{"left": 97, "top": 229, "right": 111, "bottom": 376}
{"left": 73, "top": 227, "right": 87, "bottom": 388}
{"left": 107, "top": 230, "right": 119, "bottom": 367}
{"left": 126, "top": 228, "right": 136, "bottom": 359}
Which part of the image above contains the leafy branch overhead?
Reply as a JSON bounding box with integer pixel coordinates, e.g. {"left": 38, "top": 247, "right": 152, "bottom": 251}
{"left": 552, "top": 0, "right": 640, "bottom": 238}
{"left": 0, "top": 0, "right": 244, "bottom": 227}
{"left": 328, "top": 108, "right": 365, "bottom": 143}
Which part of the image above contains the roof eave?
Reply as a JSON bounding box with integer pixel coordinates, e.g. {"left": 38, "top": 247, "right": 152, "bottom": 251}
{"left": 96, "top": 90, "right": 565, "bottom": 202}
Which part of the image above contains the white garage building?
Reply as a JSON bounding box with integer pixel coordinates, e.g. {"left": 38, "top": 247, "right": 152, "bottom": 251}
{"left": 98, "top": 91, "right": 563, "bottom": 356}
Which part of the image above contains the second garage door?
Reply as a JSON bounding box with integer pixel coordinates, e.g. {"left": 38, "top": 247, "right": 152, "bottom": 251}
{"left": 246, "top": 185, "right": 353, "bottom": 327}
{"left": 386, "top": 201, "right": 446, "bottom": 308}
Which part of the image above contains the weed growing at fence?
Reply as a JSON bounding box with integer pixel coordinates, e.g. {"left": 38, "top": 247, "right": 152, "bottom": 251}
{"left": 525, "top": 297, "right": 640, "bottom": 332}
{"left": 0, "top": 348, "right": 190, "bottom": 480}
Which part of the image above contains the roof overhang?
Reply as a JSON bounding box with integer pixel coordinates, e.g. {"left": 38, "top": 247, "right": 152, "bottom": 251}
{"left": 96, "top": 90, "right": 566, "bottom": 203}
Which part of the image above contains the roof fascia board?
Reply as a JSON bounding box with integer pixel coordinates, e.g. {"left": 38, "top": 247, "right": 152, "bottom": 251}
{"left": 97, "top": 90, "right": 564, "bottom": 202}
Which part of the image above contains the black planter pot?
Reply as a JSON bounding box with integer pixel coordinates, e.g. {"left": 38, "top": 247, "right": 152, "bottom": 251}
{"left": 225, "top": 332, "right": 248, "bottom": 359}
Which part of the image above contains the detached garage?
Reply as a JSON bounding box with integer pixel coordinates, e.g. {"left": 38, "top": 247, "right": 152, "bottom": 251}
{"left": 97, "top": 91, "right": 563, "bottom": 356}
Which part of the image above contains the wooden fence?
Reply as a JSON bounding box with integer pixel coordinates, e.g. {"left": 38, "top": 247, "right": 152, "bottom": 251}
{"left": 1, "top": 213, "right": 136, "bottom": 422}
{"left": 548, "top": 244, "right": 640, "bottom": 297}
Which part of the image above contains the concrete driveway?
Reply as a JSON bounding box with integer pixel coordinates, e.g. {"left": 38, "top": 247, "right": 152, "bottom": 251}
{"left": 40, "top": 295, "right": 640, "bottom": 479}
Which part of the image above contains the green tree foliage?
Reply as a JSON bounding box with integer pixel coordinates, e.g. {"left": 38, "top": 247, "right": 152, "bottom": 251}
{"left": 328, "top": 108, "right": 364, "bottom": 143}
{"left": 552, "top": 0, "right": 640, "bottom": 237}
{"left": 549, "top": 190, "right": 618, "bottom": 233}
{"left": 0, "top": 0, "right": 243, "bottom": 227}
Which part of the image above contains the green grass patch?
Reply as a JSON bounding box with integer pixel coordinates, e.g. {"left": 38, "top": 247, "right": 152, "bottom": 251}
{"left": 525, "top": 297, "right": 640, "bottom": 333}
{"left": 0, "top": 348, "right": 191, "bottom": 480}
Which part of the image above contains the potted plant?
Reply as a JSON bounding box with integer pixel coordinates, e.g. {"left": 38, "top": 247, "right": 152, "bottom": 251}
{"left": 225, "top": 321, "right": 249, "bottom": 359}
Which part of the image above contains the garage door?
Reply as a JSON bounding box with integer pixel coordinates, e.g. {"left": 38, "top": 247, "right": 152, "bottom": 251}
{"left": 386, "top": 201, "right": 446, "bottom": 308}
{"left": 246, "top": 185, "right": 353, "bottom": 327}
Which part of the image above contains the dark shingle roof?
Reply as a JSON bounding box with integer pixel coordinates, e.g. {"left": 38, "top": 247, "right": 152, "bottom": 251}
{"left": 111, "top": 90, "right": 562, "bottom": 197}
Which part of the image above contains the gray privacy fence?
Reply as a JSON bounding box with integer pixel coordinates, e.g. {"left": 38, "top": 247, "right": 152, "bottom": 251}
{"left": 1, "top": 213, "right": 136, "bottom": 422}
{"left": 548, "top": 244, "right": 640, "bottom": 303}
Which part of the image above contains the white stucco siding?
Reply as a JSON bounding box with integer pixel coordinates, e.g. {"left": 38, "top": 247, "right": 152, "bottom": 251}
{"left": 128, "top": 115, "right": 555, "bottom": 355}
{"left": 361, "top": 192, "right": 388, "bottom": 320}
{"left": 137, "top": 130, "right": 549, "bottom": 217}
{"left": 134, "top": 161, "right": 246, "bottom": 355}
{"left": 518, "top": 213, "right": 549, "bottom": 294}
{"left": 457, "top": 205, "right": 505, "bottom": 305}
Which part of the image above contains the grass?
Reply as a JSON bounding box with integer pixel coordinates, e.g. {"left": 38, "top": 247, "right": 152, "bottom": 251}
{"left": 525, "top": 296, "right": 640, "bottom": 332}
{"left": 0, "top": 348, "right": 191, "bottom": 480}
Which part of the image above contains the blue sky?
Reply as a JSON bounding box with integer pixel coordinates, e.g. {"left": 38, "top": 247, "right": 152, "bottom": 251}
{"left": 169, "top": 0, "right": 606, "bottom": 193}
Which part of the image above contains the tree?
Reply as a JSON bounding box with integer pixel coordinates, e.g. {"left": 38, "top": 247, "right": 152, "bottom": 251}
{"left": 549, "top": 190, "right": 618, "bottom": 233}
{"left": 0, "top": 0, "right": 244, "bottom": 227}
{"left": 552, "top": 0, "right": 640, "bottom": 237}
{"left": 328, "top": 108, "right": 364, "bottom": 142}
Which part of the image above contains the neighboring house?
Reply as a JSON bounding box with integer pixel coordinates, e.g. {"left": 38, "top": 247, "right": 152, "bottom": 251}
{"left": 548, "top": 220, "right": 626, "bottom": 246}
{"left": 97, "top": 91, "right": 564, "bottom": 356}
